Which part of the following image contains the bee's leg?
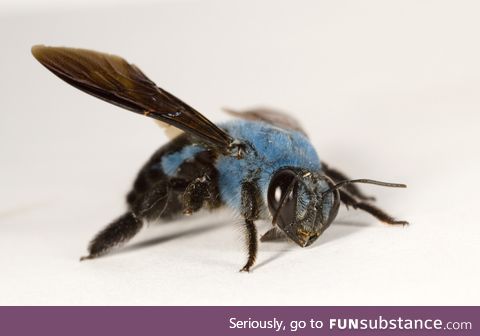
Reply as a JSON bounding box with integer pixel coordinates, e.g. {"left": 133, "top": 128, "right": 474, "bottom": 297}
{"left": 239, "top": 181, "right": 261, "bottom": 272}
{"left": 80, "top": 212, "right": 143, "bottom": 261}
{"left": 241, "top": 219, "right": 257, "bottom": 272}
{"left": 323, "top": 164, "right": 376, "bottom": 201}
{"left": 260, "top": 227, "right": 286, "bottom": 242}
{"left": 182, "top": 176, "right": 211, "bottom": 215}
{"left": 177, "top": 151, "right": 222, "bottom": 215}
{"left": 81, "top": 181, "right": 170, "bottom": 260}
{"left": 339, "top": 189, "right": 408, "bottom": 225}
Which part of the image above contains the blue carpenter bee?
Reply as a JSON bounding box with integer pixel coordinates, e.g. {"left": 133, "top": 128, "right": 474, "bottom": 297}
{"left": 32, "top": 45, "right": 408, "bottom": 271}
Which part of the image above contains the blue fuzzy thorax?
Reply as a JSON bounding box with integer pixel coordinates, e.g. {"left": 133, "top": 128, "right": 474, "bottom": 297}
{"left": 216, "top": 120, "right": 322, "bottom": 215}
{"left": 157, "top": 120, "right": 322, "bottom": 217}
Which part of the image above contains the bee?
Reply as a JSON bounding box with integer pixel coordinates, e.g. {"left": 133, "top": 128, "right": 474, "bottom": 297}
{"left": 32, "top": 45, "right": 408, "bottom": 272}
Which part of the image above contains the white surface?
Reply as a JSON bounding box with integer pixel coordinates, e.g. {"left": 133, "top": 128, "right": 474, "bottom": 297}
{"left": 0, "top": 0, "right": 178, "bottom": 13}
{"left": 1, "top": 0, "right": 479, "bottom": 305}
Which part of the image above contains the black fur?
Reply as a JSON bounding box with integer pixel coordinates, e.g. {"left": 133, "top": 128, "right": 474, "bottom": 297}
{"left": 81, "top": 212, "right": 142, "bottom": 260}
{"left": 81, "top": 135, "right": 225, "bottom": 261}
{"left": 239, "top": 181, "right": 261, "bottom": 272}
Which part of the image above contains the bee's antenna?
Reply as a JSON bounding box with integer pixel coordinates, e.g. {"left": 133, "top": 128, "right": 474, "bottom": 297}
{"left": 323, "top": 179, "right": 406, "bottom": 196}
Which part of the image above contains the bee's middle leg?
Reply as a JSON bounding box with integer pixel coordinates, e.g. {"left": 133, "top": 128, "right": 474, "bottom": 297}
{"left": 239, "top": 181, "right": 261, "bottom": 272}
{"left": 181, "top": 176, "right": 213, "bottom": 215}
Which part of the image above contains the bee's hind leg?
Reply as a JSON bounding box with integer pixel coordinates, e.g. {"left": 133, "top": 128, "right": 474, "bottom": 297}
{"left": 80, "top": 212, "right": 143, "bottom": 261}
{"left": 80, "top": 181, "right": 170, "bottom": 261}
{"left": 339, "top": 189, "right": 408, "bottom": 226}
{"left": 323, "top": 164, "right": 376, "bottom": 201}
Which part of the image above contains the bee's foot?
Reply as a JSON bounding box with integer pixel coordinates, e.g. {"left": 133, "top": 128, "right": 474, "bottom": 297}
{"left": 395, "top": 220, "right": 409, "bottom": 227}
{"left": 80, "top": 255, "right": 94, "bottom": 262}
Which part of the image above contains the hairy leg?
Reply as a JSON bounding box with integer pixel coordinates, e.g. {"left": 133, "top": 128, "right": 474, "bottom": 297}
{"left": 339, "top": 189, "right": 408, "bottom": 225}
{"left": 81, "top": 181, "right": 170, "bottom": 260}
{"left": 80, "top": 212, "right": 142, "bottom": 260}
{"left": 241, "top": 219, "right": 258, "bottom": 272}
{"left": 239, "top": 181, "right": 261, "bottom": 272}
{"left": 182, "top": 176, "right": 211, "bottom": 215}
{"left": 324, "top": 164, "right": 376, "bottom": 201}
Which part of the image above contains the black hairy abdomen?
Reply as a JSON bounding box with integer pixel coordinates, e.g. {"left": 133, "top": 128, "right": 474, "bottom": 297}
{"left": 126, "top": 134, "right": 222, "bottom": 220}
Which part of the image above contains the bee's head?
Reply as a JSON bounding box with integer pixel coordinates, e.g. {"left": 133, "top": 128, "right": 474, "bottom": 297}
{"left": 267, "top": 168, "right": 340, "bottom": 247}
{"left": 267, "top": 168, "right": 407, "bottom": 247}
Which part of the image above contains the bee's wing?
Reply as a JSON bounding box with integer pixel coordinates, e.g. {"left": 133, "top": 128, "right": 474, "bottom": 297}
{"left": 32, "top": 45, "right": 234, "bottom": 149}
{"left": 223, "top": 107, "right": 307, "bottom": 137}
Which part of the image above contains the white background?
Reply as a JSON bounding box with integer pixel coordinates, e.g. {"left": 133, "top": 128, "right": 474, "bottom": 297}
{"left": 1, "top": 0, "right": 479, "bottom": 305}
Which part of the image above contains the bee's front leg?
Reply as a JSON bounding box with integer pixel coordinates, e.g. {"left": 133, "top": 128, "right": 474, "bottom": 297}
{"left": 260, "top": 227, "right": 286, "bottom": 242}
{"left": 239, "top": 181, "right": 261, "bottom": 272}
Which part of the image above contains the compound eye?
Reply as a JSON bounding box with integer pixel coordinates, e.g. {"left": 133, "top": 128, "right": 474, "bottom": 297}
{"left": 268, "top": 169, "right": 297, "bottom": 215}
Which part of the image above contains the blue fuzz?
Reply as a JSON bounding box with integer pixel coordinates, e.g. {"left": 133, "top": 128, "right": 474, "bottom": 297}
{"left": 158, "top": 144, "right": 204, "bottom": 176}
{"left": 216, "top": 120, "right": 321, "bottom": 211}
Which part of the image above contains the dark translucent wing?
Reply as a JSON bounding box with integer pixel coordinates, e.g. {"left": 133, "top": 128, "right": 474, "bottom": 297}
{"left": 223, "top": 107, "right": 307, "bottom": 137}
{"left": 32, "top": 45, "right": 234, "bottom": 149}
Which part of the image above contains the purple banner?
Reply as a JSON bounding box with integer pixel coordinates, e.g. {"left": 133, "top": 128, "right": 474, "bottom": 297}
{"left": 0, "top": 307, "right": 476, "bottom": 335}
